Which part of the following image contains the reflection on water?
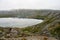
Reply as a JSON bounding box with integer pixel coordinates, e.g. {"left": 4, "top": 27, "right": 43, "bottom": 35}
{"left": 0, "top": 18, "right": 43, "bottom": 28}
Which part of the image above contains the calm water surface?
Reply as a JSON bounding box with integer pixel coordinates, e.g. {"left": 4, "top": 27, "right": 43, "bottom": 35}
{"left": 0, "top": 18, "right": 43, "bottom": 28}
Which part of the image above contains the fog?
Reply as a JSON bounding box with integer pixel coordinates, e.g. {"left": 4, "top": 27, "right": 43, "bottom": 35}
{"left": 0, "top": 0, "right": 60, "bottom": 10}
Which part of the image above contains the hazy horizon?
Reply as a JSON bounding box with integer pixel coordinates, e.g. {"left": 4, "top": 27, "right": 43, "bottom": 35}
{"left": 0, "top": 0, "right": 60, "bottom": 10}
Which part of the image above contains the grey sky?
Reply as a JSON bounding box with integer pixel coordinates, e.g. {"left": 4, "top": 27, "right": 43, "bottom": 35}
{"left": 0, "top": 0, "right": 60, "bottom": 10}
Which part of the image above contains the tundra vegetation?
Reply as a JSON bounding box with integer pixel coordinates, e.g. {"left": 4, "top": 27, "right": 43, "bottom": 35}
{"left": 0, "top": 9, "right": 60, "bottom": 40}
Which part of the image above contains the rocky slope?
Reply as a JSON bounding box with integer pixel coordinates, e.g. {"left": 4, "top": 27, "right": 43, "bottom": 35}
{"left": 0, "top": 9, "right": 60, "bottom": 38}
{"left": 21, "top": 11, "right": 60, "bottom": 38}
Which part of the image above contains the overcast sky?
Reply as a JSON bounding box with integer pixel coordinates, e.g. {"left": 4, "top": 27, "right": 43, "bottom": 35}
{"left": 0, "top": 0, "right": 60, "bottom": 10}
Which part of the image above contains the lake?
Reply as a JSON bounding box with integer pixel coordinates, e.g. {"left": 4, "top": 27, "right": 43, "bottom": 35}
{"left": 0, "top": 18, "right": 43, "bottom": 28}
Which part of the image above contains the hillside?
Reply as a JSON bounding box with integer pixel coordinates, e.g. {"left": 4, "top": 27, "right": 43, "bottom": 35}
{"left": 21, "top": 11, "right": 60, "bottom": 39}
{"left": 0, "top": 9, "right": 60, "bottom": 39}
{"left": 0, "top": 9, "right": 60, "bottom": 19}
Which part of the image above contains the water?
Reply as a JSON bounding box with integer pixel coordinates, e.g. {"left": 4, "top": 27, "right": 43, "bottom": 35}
{"left": 0, "top": 18, "right": 43, "bottom": 28}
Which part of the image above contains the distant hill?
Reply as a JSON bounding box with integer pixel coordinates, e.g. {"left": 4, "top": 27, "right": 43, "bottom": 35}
{"left": 0, "top": 9, "right": 60, "bottom": 19}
